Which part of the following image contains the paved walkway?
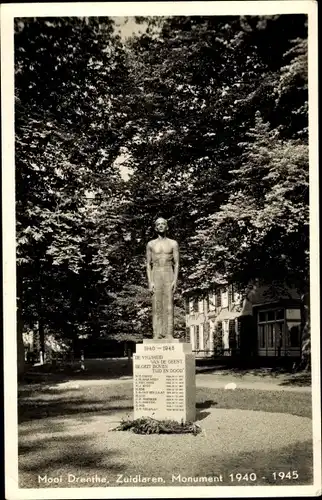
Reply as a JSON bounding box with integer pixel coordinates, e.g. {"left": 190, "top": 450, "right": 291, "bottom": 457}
{"left": 18, "top": 407, "right": 313, "bottom": 488}
{"left": 196, "top": 373, "right": 311, "bottom": 392}
{"left": 54, "top": 373, "right": 311, "bottom": 393}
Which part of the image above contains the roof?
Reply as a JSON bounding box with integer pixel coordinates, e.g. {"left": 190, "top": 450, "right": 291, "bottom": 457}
{"left": 209, "top": 309, "right": 245, "bottom": 322}
{"left": 250, "top": 285, "right": 301, "bottom": 306}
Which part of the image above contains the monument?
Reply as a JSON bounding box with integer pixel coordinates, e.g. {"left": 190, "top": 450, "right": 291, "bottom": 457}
{"left": 133, "top": 217, "right": 196, "bottom": 422}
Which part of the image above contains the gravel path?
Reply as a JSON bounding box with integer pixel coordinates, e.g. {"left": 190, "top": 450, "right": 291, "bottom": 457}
{"left": 19, "top": 408, "right": 313, "bottom": 487}
{"left": 52, "top": 373, "right": 311, "bottom": 392}
{"left": 196, "top": 374, "right": 311, "bottom": 392}
{"left": 21, "top": 408, "right": 312, "bottom": 449}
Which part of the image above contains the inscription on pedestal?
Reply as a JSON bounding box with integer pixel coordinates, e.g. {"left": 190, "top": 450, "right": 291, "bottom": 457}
{"left": 133, "top": 342, "right": 195, "bottom": 422}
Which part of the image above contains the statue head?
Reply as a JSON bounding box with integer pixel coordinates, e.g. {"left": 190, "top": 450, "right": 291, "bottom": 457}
{"left": 155, "top": 217, "right": 168, "bottom": 234}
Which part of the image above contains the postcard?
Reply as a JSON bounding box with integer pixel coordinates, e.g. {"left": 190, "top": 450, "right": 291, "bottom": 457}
{"left": 2, "top": 1, "right": 320, "bottom": 499}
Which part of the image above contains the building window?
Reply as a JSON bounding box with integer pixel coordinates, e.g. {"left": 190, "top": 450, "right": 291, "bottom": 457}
{"left": 259, "top": 311, "right": 266, "bottom": 322}
{"left": 258, "top": 309, "right": 285, "bottom": 354}
{"left": 209, "top": 320, "right": 215, "bottom": 352}
{"left": 275, "top": 322, "right": 283, "bottom": 348}
{"left": 198, "top": 300, "right": 204, "bottom": 314}
{"left": 189, "top": 300, "right": 194, "bottom": 314}
{"left": 236, "top": 318, "right": 241, "bottom": 349}
{"left": 259, "top": 325, "right": 265, "bottom": 348}
{"left": 287, "top": 323, "right": 301, "bottom": 347}
{"left": 267, "top": 323, "right": 274, "bottom": 347}
{"left": 228, "top": 285, "right": 233, "bottom": 307}
{"left": 257, "top": 307, "right": 301, "bottom": 356}
{"left": 232, "top": 284, "right": 241, "bottom": 304}
{"left": 276, "top": 309, "right": 285, "bottom": 320}
{"left": 214, "top": 321, "right": 223, "bottom": 353}
{"left": 229, "top": 319, "right": 236, "bottom": 349}
{"left": 222, "top": 289, "right": 228, "bottom": 308}
{"left": 193, "top": 299, "right": 199, "bottom": 313}
{"left": 267, "top": 310, "right": 275, "bottom": 321}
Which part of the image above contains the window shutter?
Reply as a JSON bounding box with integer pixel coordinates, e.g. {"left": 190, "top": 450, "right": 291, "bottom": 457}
{"left": 228, "top": 285, "right": 233, "bottom": 307}
{"left": 214, "top": 321, "right": 223, "bottom": 353}
{"left": 229, "top": 319, "right": 236, "bottom": 348}
{"left": 216, "top": 289, "right": 222, "bottom": 308}
{"left": 186, "top": 326, "right": 191, "bottom": 343}
{"left": 204, "top": 322, "right": 210, "bottom": 350}
{"left": 34, "top": 330, "right": 41, "bottom": 353}
{"left": 195, "top": 325, "right": 200, "bottom": 350}
{"left": 209, "top": 293, "right": 216, "bottom": 311}
{"left": 236, "top": 318, "right": 241, "bottom": 348}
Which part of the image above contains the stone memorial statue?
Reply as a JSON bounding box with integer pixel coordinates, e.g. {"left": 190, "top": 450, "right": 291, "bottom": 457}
{"left": 146, "top": 217, "right": 179, "bottom": 339}
{"left": 133, "top": 218, "right": 195, "bottom": 422}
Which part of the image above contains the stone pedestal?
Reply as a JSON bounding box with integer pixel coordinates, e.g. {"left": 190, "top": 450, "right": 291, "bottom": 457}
{"left": 133, "top": 339, "right": 196, "bottom": 422}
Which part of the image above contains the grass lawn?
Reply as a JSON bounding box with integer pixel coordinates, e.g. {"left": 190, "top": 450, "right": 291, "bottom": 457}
{"left": 18, "top": 379, "right": 313, "bottom": 488}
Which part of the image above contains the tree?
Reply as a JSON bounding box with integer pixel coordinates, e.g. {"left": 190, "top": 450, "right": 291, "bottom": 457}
{"left": 15, "top": 17, "right": 132, "bottom": 371}
{"left": 120, "top": 15, "right": 308, "bottom": 288}
{"left": 191, "top": 112, "right": 309, "bottom": 363}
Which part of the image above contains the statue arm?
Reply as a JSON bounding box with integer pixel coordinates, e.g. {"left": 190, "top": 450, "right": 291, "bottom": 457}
{"left": 146, "top": 243, "right": 154, "bottom": 292}
{"left": 172, "top": 241, "right": 179, "bottom": 291}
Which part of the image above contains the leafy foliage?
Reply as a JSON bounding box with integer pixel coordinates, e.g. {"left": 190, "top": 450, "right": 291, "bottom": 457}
{"left": 122, "top": 15, "right": 308, "bottom": 290}
{"left": 15, "top": 17, "right": 132, "bottom": 351}
{"left": 190, "top": 112, "right": 309, "bottom": 291}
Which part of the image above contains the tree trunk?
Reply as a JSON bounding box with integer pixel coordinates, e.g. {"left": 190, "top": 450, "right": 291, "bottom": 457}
{"left": 38, "top": 272, "right": 45, "bottom": 361}
{"left": 300, "top": 291, "right": 310, "bottom": 371}
{"left": 17, "top": 271, "right": 25, "bottom": 379}
{"left": 17, "top": 315, "right": 25, "bottom": 379}
{"left": 39, "top": 319, "right": 45, "bottom": 362}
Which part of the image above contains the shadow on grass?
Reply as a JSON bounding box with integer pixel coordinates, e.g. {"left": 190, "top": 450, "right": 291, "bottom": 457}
{"left": 19, "top": 431, "right": 126, "bottom": 488}
{"left": 21, "top": 359, "right": 133, "bottom": 387}
{"left": 196, "top": 388, "right": 312, "bottom": 419}
{"left": 196, "top": 400, "right": 217, "bottom": 421}
{"left": 197, "top": 367, "right": 292, "bottom": 377}
{"left": 196, "top": 366, "right": 312, "bottom": 387}
{"left": 196, "top": 399, "right": 217, "bottom": 409}
{"left": 18, "top": 383, "right": 134, "bottom": 423}
{"left": 18, "top": 400, "right": 133, "bottom": 424}
{"left": 199, "top": 439, "right": 313, "bottom": 485}
{"left": 19, "top": 380, "right": 312, "bottom": 425}
{"left": 22, "top": 360, "right": 312, "bottom": 388}
{"left": 279, "top": 373, "right": 312, "bottom": 387}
